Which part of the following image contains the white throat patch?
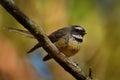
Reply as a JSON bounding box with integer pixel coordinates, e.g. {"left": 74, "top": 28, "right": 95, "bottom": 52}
{"left": 72, "top": 34, "right": 83, "bottom": 40}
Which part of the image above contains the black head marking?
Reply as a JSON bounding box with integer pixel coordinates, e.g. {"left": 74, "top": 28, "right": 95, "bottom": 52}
{"left": 74, "top": 37, "right": 83, "bottom": 42}
{"left": 71, "top": 25, "right": 86, "bottom": 37}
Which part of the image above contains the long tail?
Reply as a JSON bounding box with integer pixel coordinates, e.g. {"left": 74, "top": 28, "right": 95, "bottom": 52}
{"left": 5, "top": 27, "right": 34, "bottom": 38}
{"left": 27, "top": 43, "right": 41, "bottom": 53}
{"left": 5, "top": 27, "right": 41, "bottom": 53}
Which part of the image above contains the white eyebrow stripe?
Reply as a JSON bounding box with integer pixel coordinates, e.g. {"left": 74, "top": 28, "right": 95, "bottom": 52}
{"left": 74, "top": 27, "right": 83, "bottom": 30}
{"left": 72, "top": 34, "right": 83, "bottom": 39}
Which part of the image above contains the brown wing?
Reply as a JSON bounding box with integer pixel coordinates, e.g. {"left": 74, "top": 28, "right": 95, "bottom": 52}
{"left": 27, "top": 27, "right": 69, "bottom": 53}
{"left": 48, "top": 27, "right": 69, "bottom": 42}
{"left": 42, "top": 27, "right": 70, "bottom": 61}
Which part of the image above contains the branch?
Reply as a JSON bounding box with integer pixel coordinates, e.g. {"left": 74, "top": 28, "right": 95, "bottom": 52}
{"left": 0, "top": 0, "right": 87, "bottom": 80}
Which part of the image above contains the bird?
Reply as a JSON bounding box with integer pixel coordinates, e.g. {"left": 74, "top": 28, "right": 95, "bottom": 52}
{"left": 6, "top": 25, "right": 86, "bottom": 61}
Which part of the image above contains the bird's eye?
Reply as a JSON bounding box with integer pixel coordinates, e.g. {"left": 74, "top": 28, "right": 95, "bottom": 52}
{"left": 75, "top": 28, "right": 81, "bottom": 32}
{"left": 74, "top": 29, "right": 82, "bottom": 34}
{"left": 75, "top": 28, "right": 83, "bottom": 33}
{"left": 75, "top": 29, "right": 86, "bottom": 36}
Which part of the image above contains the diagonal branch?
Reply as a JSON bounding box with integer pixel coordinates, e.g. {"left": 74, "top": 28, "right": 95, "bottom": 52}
{"left": 0, "top": 0, "right": 87, "bottom": 80}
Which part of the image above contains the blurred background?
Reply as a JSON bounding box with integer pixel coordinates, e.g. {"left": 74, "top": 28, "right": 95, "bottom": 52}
{"left": 0, "top": 0, "right": 120, "bottom": 80}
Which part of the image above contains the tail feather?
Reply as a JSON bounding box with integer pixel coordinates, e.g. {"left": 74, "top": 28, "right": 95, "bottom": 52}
{"left": 27, "top": 43, "right": 41, "bottom": 53}
{"left": 5, "top": 27, "right": 34, "bottom": 38}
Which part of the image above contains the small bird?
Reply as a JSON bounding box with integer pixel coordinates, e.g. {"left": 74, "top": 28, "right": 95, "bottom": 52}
{"left": 6, "top": 25, "right": 86, "bottom": 61}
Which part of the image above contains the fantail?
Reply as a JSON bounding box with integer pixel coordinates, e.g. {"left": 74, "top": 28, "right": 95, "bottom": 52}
{"left": 6, "top": 25, "right": 86, "bottom": 61}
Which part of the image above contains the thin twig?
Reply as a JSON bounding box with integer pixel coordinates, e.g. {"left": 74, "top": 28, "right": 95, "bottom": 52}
{"left": 89, "top": 67, "right": 93, "bottom": 79}
{"left": 0, "top": 0, "right": 87, "bottom": 80}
